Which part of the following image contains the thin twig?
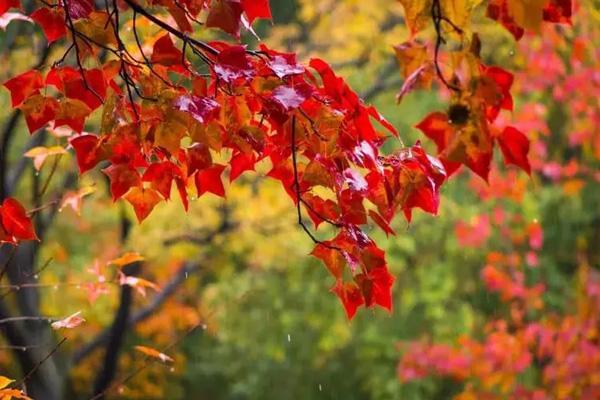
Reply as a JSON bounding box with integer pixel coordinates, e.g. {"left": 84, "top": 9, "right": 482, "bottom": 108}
{"left": 123, "top": 0, "right": 218, "bottom": 56}
{"left": 290, "top": 116, "right": 341, "bottom": 252}
{"left": 0, "top": 316, "right": 57, "bottom": 324}
{"left": 431, "top": 0, "right": 462, "bottom": 92}
{"left": 63, "top": 0, "right": 104, "bottom": 104}
{"left": 14, "top": 337, "right": 67, "bottom": 388}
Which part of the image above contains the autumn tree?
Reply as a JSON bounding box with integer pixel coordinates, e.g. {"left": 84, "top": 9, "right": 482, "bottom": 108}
{"left": 0, "top": 0, "right": 591, "bottom": 399}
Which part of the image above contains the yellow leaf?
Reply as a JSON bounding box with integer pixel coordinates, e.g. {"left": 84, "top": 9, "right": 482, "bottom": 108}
{"left": 0, "top": 377, "right": 13, "bottom": 390}
{"left": 108, "top": 252, "right": 145, "bottom": 268}
{"left": 0, "top": 388, "right": 32, "bottom": 400}
{"left": 397, "top": 0, "right": 432, "bottom": 35}
{"left": 441, "top": 0, "right": 482, "bottom": 33}
{"left": 73, "top": 11, "right": 117, "bottom": 49}
{"left": 397, "top": 0, "right": 480, "bottom": 35}
{"left": 393, "top": 41, "right": 428, "bottom": 79}
{"left": 134, "top": 345, "right": 174, "bottom": 363}
{"left": 154, "top": 118, "right": 187, "bottom": 154}
{"left": 24, "top": 146, "right": 66, "bottom": 171}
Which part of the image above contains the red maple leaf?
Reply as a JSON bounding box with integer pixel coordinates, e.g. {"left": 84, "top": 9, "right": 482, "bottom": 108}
{"left": 195, "top": 164, "right": 226, "bottom": 197}
{"left": 240, "top": 0, "right": 271, "bottom": 24}
{"left": 205, "top": 0, "right": 243, "bottom": 37}
{"left": 497, "top": 126, "right": 531, "bottom": 174}
{"left": 0, "top": 197, "right": 37, "bottom": 242}
{"left": 69, "top": 134, "right": 104, "bottom": 173}
{"left": 331, "top": 280, "right": 365, "bottom": 320}
{"left": 30, "top": 7, "right": 66, "bottom": 43}
{"left": 3, "top": 69, "right": 43, "bottom": 107}
{"left": 124, "top": 187, "right": 163, "bottom": 223}
{"left": 103, "top": 164, "right": 142, "bottom": 201}
{"left": 0, "top": 0, "right": 20, "bottom": 15}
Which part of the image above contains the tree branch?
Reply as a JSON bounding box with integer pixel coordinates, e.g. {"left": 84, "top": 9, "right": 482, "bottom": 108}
{"left": 122, "top": 0, "right": 218, "bottom": 56}
{"left": 360, "top": 57, "right": 402, "bottom": 102}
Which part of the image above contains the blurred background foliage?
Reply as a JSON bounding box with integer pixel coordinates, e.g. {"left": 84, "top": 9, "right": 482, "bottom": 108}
{"left": 0, "top": 0, "right": 598, "bottom": 399}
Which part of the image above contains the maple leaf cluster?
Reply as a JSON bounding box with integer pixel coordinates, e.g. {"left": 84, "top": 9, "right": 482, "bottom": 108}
{"left": 0, "top": 0, "right": 455, "bottom": 319}
{"left": 393, "top": 0, "right": 573, "bottom": 181}
{"left": 0, "top": 375, "right": 32, "bottom": 400}
{"left": 0, "top": 0, "right": 574, "bottom": 319}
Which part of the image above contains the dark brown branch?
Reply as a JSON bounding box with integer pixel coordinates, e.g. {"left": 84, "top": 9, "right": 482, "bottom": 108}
{"left": 431, "top": 0, "right": 462, "bottom": 92}
{"left": 122, "top": 0, "right": 218, "bottom": 56}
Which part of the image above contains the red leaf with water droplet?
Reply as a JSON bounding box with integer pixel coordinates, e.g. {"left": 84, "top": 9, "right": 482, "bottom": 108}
{"left": 263, "top": 48, "right": 304, "bottom": 79}
{"left": 174, "top": 95, "right": 220, "bottom": 123}
{"left": 213, "top": 44, "right": 254, "bottom": 83}
{"left": 269, "top": 83, "right": 312, "bottom": 111}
